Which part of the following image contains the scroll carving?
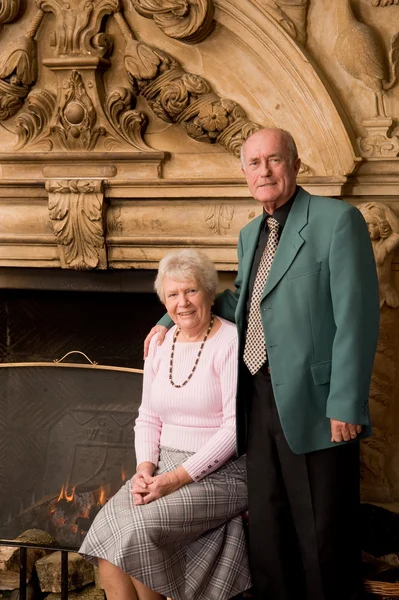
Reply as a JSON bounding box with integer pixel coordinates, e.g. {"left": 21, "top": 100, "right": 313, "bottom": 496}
{"left": 104, "top": 87, "right": 149, "bottom": 151}
{"left": 357, "top": 118, "right": 399, "bottom": 157}
{"left": 204, "top": 204, "right": 234, "bottom": 235}
{"left": 0, "top": 0, "right": 21, "bottom": 24}
{"left": 131, "top": 0, "right": 214, "bottom": 43}
{"left": 115, "top": 21, "right": 261, "bottom": 156}
{"left": 47, "top": 179, "right": 107, "bottom": 270}
{"left": 15, "top": 88, "right": 56, "bottom": 150}
{"left": 257, "top": 0, "right": 309, "bottom": 44}
{"left": 358, "top": 202, "right": 399, "bottom": 308}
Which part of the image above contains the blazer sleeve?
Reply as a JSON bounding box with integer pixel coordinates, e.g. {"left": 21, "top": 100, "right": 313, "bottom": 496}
{"left": 326, "top": 206, "right": 380, "bottom": 424}
{"left": 213, "top": 231, "right": 244, "bottom": 322}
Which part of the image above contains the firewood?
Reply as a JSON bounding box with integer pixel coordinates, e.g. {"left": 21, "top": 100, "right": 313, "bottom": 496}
{"left": 93, "top": 567, "right": 103, "bottom": 590}
{"left": 0, "top": 529, "right": 57, "bottom": 590}
{"left": 35, "top": 552, "right": 94, "bottom": 593}
{"left": 47, "top": 583, "right": 105, "bottom": 600}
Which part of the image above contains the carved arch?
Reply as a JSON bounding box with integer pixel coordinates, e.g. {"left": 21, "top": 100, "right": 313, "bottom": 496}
{"left": 213, "top": 0, "right": 357, "bottom": 176}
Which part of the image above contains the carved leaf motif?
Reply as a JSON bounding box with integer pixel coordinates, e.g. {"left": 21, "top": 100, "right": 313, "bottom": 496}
{"left": 0, "top": 90, "right": 23, "bottom": 120}
{"left": 0, "top": 0, "right": 20, "bottom": 24}
{"left": 204, "top": 203, "right": 234, "bottom": 235}
{"left": 0, "top": 37, "right": 37, "bottom": 85}
{"left": 384, "top": 32, "right": 399, "bottom": 90}
{"left": 125, "top": 41, "right": 172, "bottom": 82}
{"left": 104, "top": 87, "right": 151, "bottom": 150}
{"left": 15, "top": 88, "right": 56, "bottom": 150}
{"left": 131, "top": 0, "right": 214, "bottom": 43}
{"left": 48, "top": 181, "right": 105, "bottom": 270}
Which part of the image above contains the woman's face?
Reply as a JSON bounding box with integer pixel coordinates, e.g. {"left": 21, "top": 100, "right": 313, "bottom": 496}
{"left": 163, "top": 276, "right": 213, "bottom": 335}
{"left": 366, "top": 216, "right": 380, "bottom": 240}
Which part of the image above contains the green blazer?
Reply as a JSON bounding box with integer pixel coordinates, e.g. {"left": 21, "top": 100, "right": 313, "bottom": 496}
{"left": 213, "top": 187, "right": 380, "bottom": 455}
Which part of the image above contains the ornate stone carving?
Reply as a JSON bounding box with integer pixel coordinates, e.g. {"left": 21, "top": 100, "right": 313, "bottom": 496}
{"left": 0, "top": 0, "right": 21, "bottom": 24}
{"left": 0, "top": 10, "right": 43, "bottom": 121}
{"left": 358, "top": 202, "right": 399, "bottom": 308}
{"left": 371, "top": 0, "right": 399, "bottom": 5}
{"left": 257, "top": 0, "right": 309, "bottom": 44}
{"left": 358, "top": 202, "right": 399, "bottom": 502}
{"left": 203, "top": 203, "right": 234, "bottom": 235}
{"left": 46, "top": 179, "right": 107, "bottom": 270}
{"left": 15, "top": 88, "right": 56, "bottom": 150}
{"left": 36, "top": 0, "right": 118, "bottom": 57}
{"left": 335, "top": 1, "right": 399, "bottom": 118}
{"left": 103, "top": 87, "right": 149, "bottom": 151}
{"left": 131, "top": 0, "right": 214, "bottom": 44}
{"left": 357, "top": 117, "right": 399, "bottom": 157}
{"left": 51, "top": 71, "right": 105, "bottom": 151}
{"left": 114, "top": 23, "right": 261, "bottom": 156}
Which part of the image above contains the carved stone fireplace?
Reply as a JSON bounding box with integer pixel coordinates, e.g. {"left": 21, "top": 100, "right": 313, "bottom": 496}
{"left": 0, "top": 0, "right": 398, "bottom": 524}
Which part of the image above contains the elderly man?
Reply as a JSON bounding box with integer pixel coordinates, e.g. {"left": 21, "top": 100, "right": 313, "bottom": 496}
{"left": 145, "top": 128, "right": 380, "bottom": 600}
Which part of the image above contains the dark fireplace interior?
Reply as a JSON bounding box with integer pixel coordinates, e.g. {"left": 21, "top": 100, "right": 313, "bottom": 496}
{"left": 0, "top": 269, "right": 165, "bottom": 549}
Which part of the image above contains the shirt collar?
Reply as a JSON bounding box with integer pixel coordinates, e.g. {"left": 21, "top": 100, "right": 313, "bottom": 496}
{"left": 262, "top": 186, "right": 299, "bottom": 231}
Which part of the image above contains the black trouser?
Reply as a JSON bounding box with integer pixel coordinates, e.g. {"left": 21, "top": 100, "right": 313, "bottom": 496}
{"left": 246, "top": 366, "right": 361, "bottom": 600}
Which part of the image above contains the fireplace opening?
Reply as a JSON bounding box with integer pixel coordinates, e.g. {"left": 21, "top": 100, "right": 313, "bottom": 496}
{"left": 0, "top": 283, "right": 164, "bottom": 549}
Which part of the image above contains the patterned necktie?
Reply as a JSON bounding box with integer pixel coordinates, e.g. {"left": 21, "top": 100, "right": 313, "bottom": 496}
{"left": 243, "top": 217, "right": 280, "bottom": 375}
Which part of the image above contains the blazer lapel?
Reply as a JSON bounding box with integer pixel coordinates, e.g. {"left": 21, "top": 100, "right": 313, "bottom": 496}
{"left": 261, "top": 188, "right": 310, "bottom": 300}
{"left": 235, "top": 216, "right": 263, "bottom": 324}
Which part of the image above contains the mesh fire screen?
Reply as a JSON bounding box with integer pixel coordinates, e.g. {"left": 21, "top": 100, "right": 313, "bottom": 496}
{"left": 0, "top": 359, "right": 143, "bottom": 548}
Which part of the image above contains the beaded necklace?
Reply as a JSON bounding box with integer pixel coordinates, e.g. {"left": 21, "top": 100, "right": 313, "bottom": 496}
{"left": 169, "top": 313, "right": 215, "bottom": 388}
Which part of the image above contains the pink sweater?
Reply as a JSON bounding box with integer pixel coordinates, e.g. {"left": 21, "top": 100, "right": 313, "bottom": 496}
{"left": 134, "top": 318, "right": 238, "bottom": 481}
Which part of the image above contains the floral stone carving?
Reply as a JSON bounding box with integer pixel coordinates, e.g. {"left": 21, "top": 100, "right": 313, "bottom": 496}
{"left": 117, "top": 29, "right": 261, "bottom": 157}
{"left": 47, "top": 179, "right": 107, "bottom": 270}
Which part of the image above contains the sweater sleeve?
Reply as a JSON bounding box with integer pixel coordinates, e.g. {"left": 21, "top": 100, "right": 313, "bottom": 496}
{"left": 181, "top": 334, "right": 238, "bottom": 481}
{"left": 134, "top": 335, "right": 163, "bottom": 467}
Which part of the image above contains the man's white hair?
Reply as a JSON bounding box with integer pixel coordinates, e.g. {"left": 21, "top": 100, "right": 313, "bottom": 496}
{"left": 240, "top": 128, "right": 299, "bottom": 171}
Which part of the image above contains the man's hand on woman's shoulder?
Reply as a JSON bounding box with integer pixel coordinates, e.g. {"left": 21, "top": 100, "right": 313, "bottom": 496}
{"left": 143, "top": 325, "right": 168, "bottom": 359}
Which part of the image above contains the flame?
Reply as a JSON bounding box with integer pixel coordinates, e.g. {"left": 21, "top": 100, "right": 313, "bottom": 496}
{"left": 98, "top": 485, "right": 107, "bottom": 506}
{"left": 121, "top": 465, "right": 126, "bottom": 482}
{"left": 57, "top": 482, "right": 76, "bottom": 503}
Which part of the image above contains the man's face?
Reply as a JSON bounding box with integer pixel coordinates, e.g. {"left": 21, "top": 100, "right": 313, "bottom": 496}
{"left": 242, "top": 130, "right": 301, "bottom": 213}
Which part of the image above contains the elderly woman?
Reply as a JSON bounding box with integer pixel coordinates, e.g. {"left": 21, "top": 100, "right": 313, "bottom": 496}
{"left": 79, "top": 249, "right": 251, "bottom": 600}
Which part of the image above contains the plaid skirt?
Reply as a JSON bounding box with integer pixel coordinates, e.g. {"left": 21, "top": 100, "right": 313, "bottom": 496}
{"left": 79, "top": 447, "right": 251, "bottom": 600}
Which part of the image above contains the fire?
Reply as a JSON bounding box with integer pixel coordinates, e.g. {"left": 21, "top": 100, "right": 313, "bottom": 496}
{"left": 98, "top": 486, "right": 107, "bottom": 506}
{"left": 57, "top": 482, "right": 76, "bottom": 503}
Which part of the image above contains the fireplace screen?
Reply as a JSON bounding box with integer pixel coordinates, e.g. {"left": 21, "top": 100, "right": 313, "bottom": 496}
{"left": 0, "top": 357, "right": 143, "bottom": 549}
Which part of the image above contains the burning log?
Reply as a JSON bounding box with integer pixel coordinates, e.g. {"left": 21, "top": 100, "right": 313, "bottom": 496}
{"left": 35, "top": 551, "right": 94, "bottom": 593}
{"left": 0, "top": 529, "right": 57, "bottom": 590}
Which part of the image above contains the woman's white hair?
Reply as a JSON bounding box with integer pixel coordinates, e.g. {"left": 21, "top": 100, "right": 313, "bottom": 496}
{"left": 154, "top": 249, "right": 218, "bottom": 304}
